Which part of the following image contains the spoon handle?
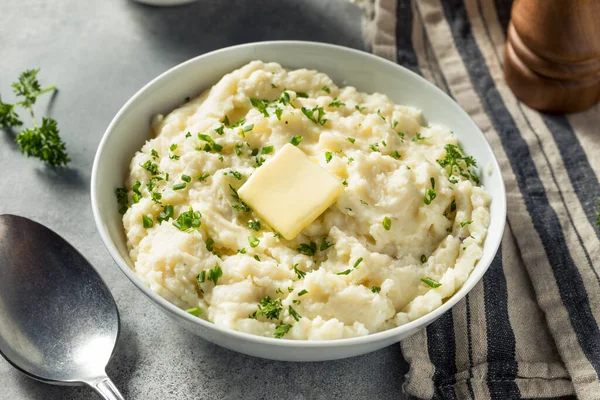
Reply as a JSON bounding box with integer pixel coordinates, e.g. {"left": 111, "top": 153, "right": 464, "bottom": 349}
{"left": 89, "top": 376, "right": 124, "bottom": 400}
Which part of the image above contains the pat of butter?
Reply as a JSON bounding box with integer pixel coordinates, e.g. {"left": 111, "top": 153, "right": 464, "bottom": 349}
{"left": 238, "top": 143, "right": 344, "bottom": 240}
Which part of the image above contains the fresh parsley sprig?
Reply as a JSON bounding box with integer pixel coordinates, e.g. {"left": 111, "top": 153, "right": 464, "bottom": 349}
{"left": 0, "top": 69, "right": 69, "bottom": 167}
{"left": 437, "top": 144, "right": 479, "bottom": 185}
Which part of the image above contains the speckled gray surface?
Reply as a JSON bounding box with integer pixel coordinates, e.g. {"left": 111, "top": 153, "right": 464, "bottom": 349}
{"left": 0, "top": 1, "right": 410, "bottom": 398}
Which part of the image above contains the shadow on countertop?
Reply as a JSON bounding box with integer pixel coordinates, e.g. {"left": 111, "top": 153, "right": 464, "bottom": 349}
{"left": 125, "top": 0, "right": 366, "bottom": 58}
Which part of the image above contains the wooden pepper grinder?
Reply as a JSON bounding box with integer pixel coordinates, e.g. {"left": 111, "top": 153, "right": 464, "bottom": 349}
{"left": 504, "top": 0, "right": 600, "bottom": 113}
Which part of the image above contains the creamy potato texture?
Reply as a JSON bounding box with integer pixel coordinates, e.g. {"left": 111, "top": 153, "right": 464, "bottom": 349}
{"left": 122, "top": 61, "right": 491, "bottom": 340}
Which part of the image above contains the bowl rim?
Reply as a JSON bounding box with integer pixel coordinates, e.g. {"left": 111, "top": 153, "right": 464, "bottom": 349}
{"left": 91, "top": 40, "right": 506, "bottom": 348}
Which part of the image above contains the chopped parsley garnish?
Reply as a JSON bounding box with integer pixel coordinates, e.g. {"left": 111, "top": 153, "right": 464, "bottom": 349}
{"left": 369, "top": 142, "right": 380, "bottom": 152}
{"left": 157, "top": 204, "right": 174, "bottom": 223}
{"left": 390, "top": 151, "right": 401, "bottom": 159}
{"left": 181, "top": 174, "right": 191, "bottom": 183}
{"left": 320, "top": 238, "right": 334, "bottom": 251}
{"left": 173, "top": 207, "right": 202, "bottom": 231}
{"left": 254, "top": 255, "right": 260, "bottom": 261}
{"left": 170, "top": 143, "right": 178, "bottom": 151}
{"left": 142, "top": 215, "right": 153, "bottom": 228}
{"left": 274, "top": 323, "right": 292, "bottom": 339}
{"left": 247, "top": 220, "right": 261, "bottom": 231}
{"left": 336, "top": 269, "right": 352, "bottom": 275}
{"left": 437, "top": 144, "right": 479, "bottom": 184}
{"left": 421, "top": 277, "right": 441, "bottom": 288}
{"left": 250, "top": 296, "right": 282, "bottom": 320}
{"left": 186, "top": 307, "right": 202, "bottom": 316}
{"left": 229, "top": 170, "right": 242, "bottom": 180}
{"left": 325, "top": 151, "right": 333, "bottom": 163}
{"left": 185, "top": 132, "right": 191, "bottom": 138}
{"left": 115, "top": 187, "right": 128, "bottom": 214}
{"left": 342, "top": 179, "right": 348, "bottom": 186}
{"left": 205, "top": 238, "right": 214, "bottom": 252}
{"left": 288, "top": 306, "right": 301, "bottom": 321}
{"left": 173, "top": 182, "right": 186, "bottom": 191}
{"left": 248, "top": 236, "right": 260, "bottom": 248}
{"left": 212, "top": 143, "right": 223, "bottom": 152}
{"left": 251, "top": 148, "right": 259, "bottom": 157}
{"left": 383, "top": 216, "right": 392, "bottom": 231}
{"left": 322, "top": 86, "right": 331, "bottom": 93}
{"left": 424, "top": 177, "right": 437, "bottom": 205}
{"left": 412, "top": 132, "right": 426, "bottom": 142}
{"left": 132, "top": 181, "right": 142, "bottom": 203}
{"left": 297, "top": 242, "right": 317, "bottom": 256}
{"left": 243, "top": 124, "right": 254, "bottom": 132}
{"left": 355, "top": 105, "right": 367, "bottom": 112}
{"left": 347, "top": 137, "right": 356, "bottom": 143}
{"left": 275, "top": 107, "right": 283, "bottom": 120}
{"left": 296, "top": 91, "right": 309, "bottom": 98}
{"left": 151, "top": 149, "right": 159, "bottom": 159}
{"left": 382, "top": 140, "right": 387, "bottom": 147}
{"left": 279, "top": 91, "right": 291, "bottom": 106}
{"left": 460, "top": 220, "right": 473, "bottom": 228}
{"left": 298, "top": 289, "right": 308, "bottom": 296}
{"left": 353, "top": 258, "right": 363, "bottom": 268}
{"left": 290, "top": 135, "right": 303, "bottom": 146}
{"left": 347, "top": 158, "right": 354, "bottom": 165}
{"left": 197, "top": 270, "right": 206, "bottom": 284}
{"left": 360, "top": 200, "right": 369, "bottom": 206}
{"left": 301, "top": 106, "right": 327, "bottom": 125}
{"left": 450, "top": 199, "right": 457, "bottom": 213}
{"left": 376, "top": 109, "right": 386, "bottom": 121}
{"left": 197, "top": 173, "right": 210, "bottom": 182}
{"left": 250, "top": 97, "right": 269, "bottom": 117}
{"left": 328, "top": 98, "right": 345, "bottom": 108}
{"left": 371, "top": 286, "right": 381, "bottom": 293}
{"left": 141, "top": 160, "right": 160, "bottom": 175}
{"left": 237, "top": 248, "right": 247, "bottom": 254}
{"left": 293, "top": 264, "right": 306, "bottom": 279}
{"left": 420, "top": 254, "right": 427, "bottom": 264}
{"left": 169, "top": 154, "right": 180, "bottom": 160}
{"left": 215, "top": 125, "right": 225, "bottom": 135}
{"left": 254, "top": 156, "right": 266, "bottom": 167}
{"left": 262, "top": 145, "right": 274, "bottom": 154}
{"left": 397, "top": 131, "right": 405, "bottom": 138}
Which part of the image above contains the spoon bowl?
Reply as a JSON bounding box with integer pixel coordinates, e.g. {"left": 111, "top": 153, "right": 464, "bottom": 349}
{"left": 0, "top": 214, "right": 123, "bottom": 399}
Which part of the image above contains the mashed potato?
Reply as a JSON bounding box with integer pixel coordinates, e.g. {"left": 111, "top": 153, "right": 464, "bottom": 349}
{"left": 121, "top": 61, "right": 491, "bottom": 340}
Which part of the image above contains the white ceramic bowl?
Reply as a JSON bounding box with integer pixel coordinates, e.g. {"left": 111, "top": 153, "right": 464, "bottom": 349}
{"left": 91, "top": 41, "right": 506, "bottom": 362}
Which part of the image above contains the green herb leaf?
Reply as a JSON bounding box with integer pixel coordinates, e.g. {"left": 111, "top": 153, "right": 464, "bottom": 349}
{"left": 274, "top": 323, "right": 292, "bottom": 339}
{"left": 207, "top": 264, "right": 223, "bottom": 285}
{"left": 247, "top": 220, "right": 261, "bottom": 231}
{"left": 369, "top": 142, "right": 380, "bottom": 152}
{"left": 262, "top": 145, "right": 274, "bottom": 154}
{"left": 301, "top": 106, "right": 327, "bottom": 125}
{"left": 347, "top": 137, "right": 356, "bottom": 144}
{"left": 197, "top": 270, "right": 206, "bottom": 284}
{"left": 250, "top": 97, "right": 269, "bottom": 117}
{"left": 242, "top": 124, "right": 254, "bottom": 132}
{"left": 141, "top": 160, "right": 160, "bottom": 175}
{"left": 322, "top": 86, "right": 330, "bottom": 93}
{"left": 371, "top": 286, "right": 381, "bottom": 293}
{"left": 172, "top": 207, "right": 202, "bottom": 231}
{"left": 298, "top": 289, "right": 308, "bottom": 296}
{"left": 342, "top": 178, "right": 348, "bottom": 186}
{"left": 173, "top": 182, "right": 186, "bottom": 191}
{"left": 250, "top": 296, "right": 283, "bottom": 320}
{"left": 288, "top": 306, "right": 301, "bottom": 321}
{"left": 320, "top": 238, "right": 334, "bottom": 251}
{"left": 412, "top": 132, "right": 426, "bottom": 142}
{"left": 186, "top": 307, "right": 202, "bottom": 316}
{"left": 325, "top": 151, "right": 333, "bottom": 163}
{"left": 16, "top": 118, "right": 70, "bottom": 167}
{"left": 235, "top": 141, "right": 244, "bottom": 156}
{"left": 460, "top": 220, "right": 473, "bottom": 228}
{"left": 142, "top": 215, "right": 153, "bottom": 228}
{"left": 296, "top": 92, "right": 309, "bottom": 98}
{"left": 390, "top": 150, "right": 401, "bottom": 159}
{"left": 336, "top": 269, "right": 352, "bottom": 275}
{"left": 205, "top": 238, "right": 215, "bottom": 252}
{"left": 229, "top": 170, "right": 242, "bottom": 180}
{"left": 360, "top": 200, "right": 368, "bottom": 206}
{"left": 197, "top": 172, "right": 210, "bottom": 182}
{"left": 0, "top": 96, "right": 22, "bottom": 129}
{"left": 248, "top": 236, "right": 260, "bottom": 248}
{"left": 115, "top": 187, "right": 128, "bottom": 215}
{"left": 353, "top": 257, "right": 363, "bottom": 268}
{"left": 181, "top": 174, "right": 191, "bottom": 183}
{"left": 290, "top": 135, "right": 303, "bottom": 146}
{"left": 275, "top": 107, "right": 283, "bottom": 120}
{"left": 297, "top": 242, "right": 317, "bottom": 257}
{"left": 420, "top": 254, "right": 427, "bottom": 264}
{"left": 383, "top": 216, "right": 392, "bottom": 231}
{"left": 198, "top": 133, "right": 213, "bottom": 143}
{"left": 450, "top": 199, "right": 457, "bottom": 213}
{"left": 328, "top": 98, "right": 345, "bottom": 108}
{"left": 424, "top": 178, "right": 437, "bottom": 205}
{"left": 215, "top": 125, "right": 225, "bottom": 135}
{"left": 293, "top": 264, "right": 306, "bottom": 279}
{"left": 437, "top": 144, "right": 479, "bottom": 185}
{"left": 157, "top": 204, "right": 174, "bottom": 223}
{"left": 421, "top": 277, "right": 441, "bottom": 288}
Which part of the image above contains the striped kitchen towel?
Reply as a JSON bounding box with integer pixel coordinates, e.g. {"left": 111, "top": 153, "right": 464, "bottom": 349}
{"left": 361, "top": 0, "right": 600, "bottom": 399}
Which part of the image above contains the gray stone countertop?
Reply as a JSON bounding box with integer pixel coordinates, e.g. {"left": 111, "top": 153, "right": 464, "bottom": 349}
{"left": 0, "top": 0, "right": 409, "bottom": 398}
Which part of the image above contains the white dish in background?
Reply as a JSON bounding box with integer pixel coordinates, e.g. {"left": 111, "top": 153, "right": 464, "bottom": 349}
{"left": 91, "top": 41, "right": 506, "bottom": 362}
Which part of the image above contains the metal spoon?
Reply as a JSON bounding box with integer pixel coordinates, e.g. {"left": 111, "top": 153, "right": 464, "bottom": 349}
{"left": 0, "top": 214, "right": 124, "bottom": 400}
